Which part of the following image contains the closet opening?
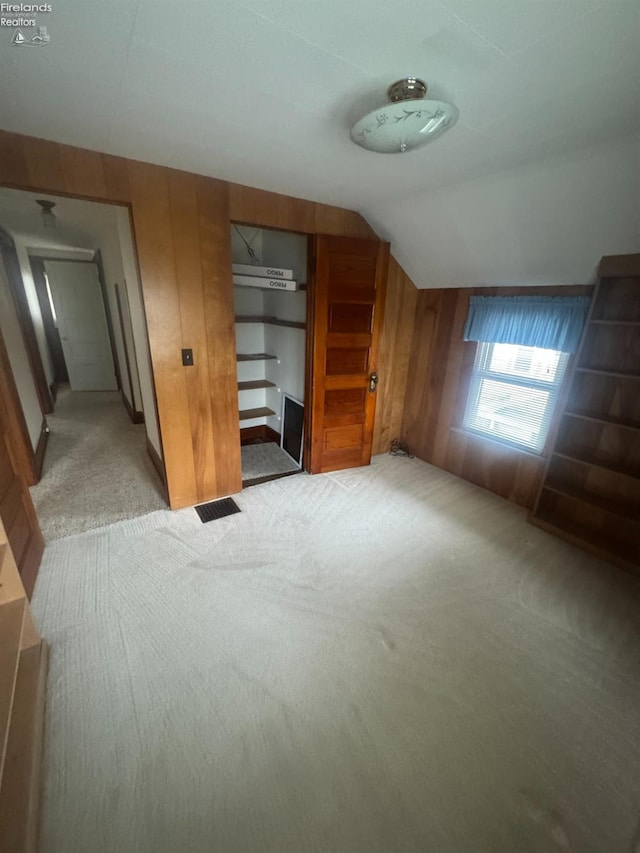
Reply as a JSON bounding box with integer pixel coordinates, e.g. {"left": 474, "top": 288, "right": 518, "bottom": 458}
{"left": 231, "top": 224, "right": 311, "bottom": 487}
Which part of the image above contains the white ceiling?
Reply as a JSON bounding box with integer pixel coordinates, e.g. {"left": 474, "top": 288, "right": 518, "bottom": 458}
{"left": 1, "top": 1, "right": 639, "bottom": 287}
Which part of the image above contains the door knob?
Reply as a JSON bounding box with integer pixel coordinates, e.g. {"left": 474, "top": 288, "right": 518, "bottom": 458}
{"left": 369, "top": 371, "right": 379, "bottom": 393}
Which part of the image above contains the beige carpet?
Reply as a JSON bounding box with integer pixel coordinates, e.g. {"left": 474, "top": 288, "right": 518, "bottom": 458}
{"left": 241, "top": 441, "right": 300, "bottom": 481}
{"left": 30, "top": 388, "right": 167, "bottom": 541}
{"left": 31, "top": 456, "right": 640, "bottom": 853}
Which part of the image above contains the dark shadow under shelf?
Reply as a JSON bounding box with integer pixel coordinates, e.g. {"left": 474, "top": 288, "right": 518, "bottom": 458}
{"left": 236, "top": 353, "right": 277, "bottom": 361}
{"left": 235, "top": 315, "right": 306, "bottom": 330}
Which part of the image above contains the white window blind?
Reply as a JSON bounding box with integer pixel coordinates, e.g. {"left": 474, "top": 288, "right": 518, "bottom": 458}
{"left": 464, "top": 342, "right": 569, "bottom": 453}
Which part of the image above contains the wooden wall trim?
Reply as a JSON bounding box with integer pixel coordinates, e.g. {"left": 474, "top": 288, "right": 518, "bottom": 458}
{"left": 0, "top": 129, "right": 380, "bottom": 509}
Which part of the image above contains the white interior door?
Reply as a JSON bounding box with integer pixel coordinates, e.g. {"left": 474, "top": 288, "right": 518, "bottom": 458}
{"left": 44, "top": 261, "right": 117, "bottom": 391}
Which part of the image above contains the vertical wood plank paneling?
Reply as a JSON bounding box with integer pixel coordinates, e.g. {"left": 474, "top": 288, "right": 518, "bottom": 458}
{"left": 196, "top": 176, "right": 242, "bottom": 497}
{"left": 402, "top": 290, "right": 444, "bottom": 457}
{"left": 167, "top": 169, "right": 217, "bottom": 500}
{"left": 20, "top": 138, "right": 68, "bottom": 195}
{"left": 372, "top": 257, "right": 418, "bottom": 454}
{"left": 0, "top": 135, "right": 30, "bottom": 188}
{"left": 401, "top": 283, "right": 593, "bottom": 509}
{"left": 228, "top": 182, "right": 375, "bottom": 239}
{"left": 431, "top": 291, "right": 470, "bottom": 467}
{"left": 127, "top": 161, "right": 198, "bottom": 507}
{"left": 101, "top": 155, "right": 132, "bottom": 203}
{"left": 57, "top": 147, "right": 109, "bottom": 200}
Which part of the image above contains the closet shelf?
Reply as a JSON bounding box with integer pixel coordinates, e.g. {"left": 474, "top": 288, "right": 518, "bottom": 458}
{"left": 239, "top": 407, "right": 276, "bottom": 421}
{"left": 236, "top": 353, "right": 277, "bottom": 362}
{"left": 234, "top": 283, "right": 307, "bottom": 292}
{"left": 235, "top": 315, "right": 306, "bottom": 330}
{"left": 563, "top": 411, "right": 640, "bottom": 433}
{"left": 238, "top": 379, "right": 276, "bottom": 391}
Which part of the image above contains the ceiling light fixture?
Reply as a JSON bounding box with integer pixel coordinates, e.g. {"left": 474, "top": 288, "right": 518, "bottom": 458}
{"left": 350, "top": 77, "right": 458, "bottom": 154}
{"left": 36, "top": 198, "right": 56, "bottom": 228}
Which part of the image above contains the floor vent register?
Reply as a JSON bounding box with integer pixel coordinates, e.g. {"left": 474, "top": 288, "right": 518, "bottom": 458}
{"left": 195, "top": 497, "right": 241, "bottom": 523}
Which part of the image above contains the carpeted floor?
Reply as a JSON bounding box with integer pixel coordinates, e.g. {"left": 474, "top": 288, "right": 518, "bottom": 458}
{"left": 241, "top": 441, "right": 300, "bottom": 481}
{"left": 30, "top": 388, "right": 167, "bottom": 541}
{"left": 31, "top": 456, "right": 640, "bottom": 853}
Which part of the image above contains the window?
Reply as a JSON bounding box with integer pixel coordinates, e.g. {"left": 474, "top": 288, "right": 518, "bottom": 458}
{"left": 464, "top": 342, "right": 569, "bottom": 453}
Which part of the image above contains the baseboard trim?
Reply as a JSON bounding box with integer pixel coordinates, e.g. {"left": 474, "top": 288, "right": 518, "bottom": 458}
{"left": 33, "top": 419, "right": 48, "bottom": 480}
{"left": 240, "top": 425, "right": 282, "bottom": 445}
{"left": 121, "top": 390, "right": 145, "bottom": 424}
{"left": 146, "top": 437, "right": 167, "bottom": 487}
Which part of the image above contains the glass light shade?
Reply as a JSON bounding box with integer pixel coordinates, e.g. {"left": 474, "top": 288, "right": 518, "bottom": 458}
{"left": 350, "top": 99, "right": 458, "bottom": 154}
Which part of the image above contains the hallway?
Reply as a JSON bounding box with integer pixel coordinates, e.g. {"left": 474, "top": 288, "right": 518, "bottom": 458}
{"left": 30, "top": 388, "right": 167, "bottom": 541}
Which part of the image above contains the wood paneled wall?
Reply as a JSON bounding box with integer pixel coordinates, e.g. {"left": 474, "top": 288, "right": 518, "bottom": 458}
{"left": 401, "top": 284, "right": 594, "bottom": 509}
{"left": 0, "top": 130, "right": 383, "bottom": 508}
{"left": 372, "top": 257, "right": 418, "bottom": 455}
{"left": 229, "top": 183, "right": 375, "bottom": 239}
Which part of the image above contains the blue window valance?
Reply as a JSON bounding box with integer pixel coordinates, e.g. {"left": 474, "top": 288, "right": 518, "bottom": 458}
{"left": 463, "top": 295, "right": 590, "bottom": 353}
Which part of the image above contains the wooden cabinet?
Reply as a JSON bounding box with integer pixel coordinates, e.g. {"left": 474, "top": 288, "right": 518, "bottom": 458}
{"left": 530, "top": 254, "right": 640, "bottom": 572}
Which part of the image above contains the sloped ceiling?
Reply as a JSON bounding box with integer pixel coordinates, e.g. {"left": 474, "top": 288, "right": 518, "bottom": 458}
{"left": 1, "top": 0, "right": 639, "bottom": 286}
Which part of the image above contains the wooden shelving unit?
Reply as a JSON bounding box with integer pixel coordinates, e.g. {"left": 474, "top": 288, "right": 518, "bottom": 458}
{"left": 231, "top": 239, "right": 308, "bottom": 440}
{"left": 0, "top": 522, "right": 48, "bottom": 853}
{"left": 529, "top": 254, "right": 640, "bottom": 572}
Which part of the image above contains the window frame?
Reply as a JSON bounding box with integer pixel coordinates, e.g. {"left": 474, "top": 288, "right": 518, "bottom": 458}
{"left": 462, "top": 341, "right": 570, "bottom": 455}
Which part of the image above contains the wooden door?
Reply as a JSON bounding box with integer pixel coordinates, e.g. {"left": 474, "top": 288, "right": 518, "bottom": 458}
{"left": 44, "top": 261, "right": 117, "bottom": 391}
{"left": 0, "top": 330, "right": 44, "bottom": 599}
{"left": 309, "top": 235, "right": 389, "bottom": 473}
